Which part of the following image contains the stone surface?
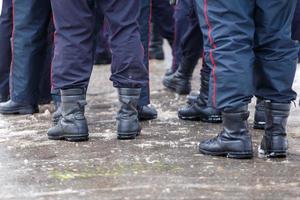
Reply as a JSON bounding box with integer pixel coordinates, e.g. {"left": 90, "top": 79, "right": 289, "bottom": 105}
{"left": 0, "top": 47, "right": 299, "bottom": 200}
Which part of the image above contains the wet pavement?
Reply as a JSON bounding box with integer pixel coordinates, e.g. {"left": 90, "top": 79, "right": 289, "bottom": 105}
{"left": 0, "top": 48, "right": 300, "bottom": 199}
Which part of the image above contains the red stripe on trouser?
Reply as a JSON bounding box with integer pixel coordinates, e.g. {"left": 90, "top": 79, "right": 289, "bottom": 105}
{"left": 147, "top": 0, "right": 152, "bottom": 104}
{"left": 203, "top": 0, "right": 217, "bottom": 107}
{"left": 9, "top": 0, "right": 14, "bottom": 96}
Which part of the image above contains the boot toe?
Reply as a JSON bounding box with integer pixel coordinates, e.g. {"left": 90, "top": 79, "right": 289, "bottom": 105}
{"left": 138, "top": 105, "right": 157, "bottom": 121}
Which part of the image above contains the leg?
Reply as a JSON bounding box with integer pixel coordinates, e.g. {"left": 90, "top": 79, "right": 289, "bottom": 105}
{"left": 0, "top": 0, "right": 12, "bottom": 102}
{"left": 11, "top": 0, "right": 51, "bottom": 104}
{"left": 195, "top": 0, "right": 255, "bottom": 159}
{"left": 254, "top": 0, "right": 299, "bottom": 157}
{"left": 0, "top": 0, "right": 51, "bottom": 114}
{"left": 152, "top": 0, "right": 176, "bottom": 73}
{"left": 48, "top": 0, "right": 95, "bottom": 141}
{"left": 163, "top": 0, "right": 202, "bottom": 95}
{"left": 38, "top": 22, "right": 54, "bottom": 105}
{"left": 136, "top": 0, "right": 158, "bottom": 121}
{"left": 99, "top": 0, "right": 148, "bottom": 139}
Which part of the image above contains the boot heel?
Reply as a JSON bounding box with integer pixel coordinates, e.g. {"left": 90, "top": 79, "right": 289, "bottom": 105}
{"left": 227, "top": 152, "right": 253, "bottom": 159}
{"left": 65, "top": 135, "right": 89, "bottom": 142}
{"left": 258, "top": 147, "right": 287, "bottom": 158}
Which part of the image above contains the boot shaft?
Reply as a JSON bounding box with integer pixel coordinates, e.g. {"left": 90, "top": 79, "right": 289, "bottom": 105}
{"left": 117, "top": 88, "right": 142, "bottom": 139}
{"left": 60, "top": 88, "right": 87, "bottom": 122}
{"left": 222, "top": 106, "right": 249, "bottom": 135}
{"left": 198, "top": 63, "right": 210, "bottom": 106}
{"left": 118, "top": 88, "right": 141, "bottom": 117}
{"left": 265, "top": 101, "right": 290, "bottom": 136}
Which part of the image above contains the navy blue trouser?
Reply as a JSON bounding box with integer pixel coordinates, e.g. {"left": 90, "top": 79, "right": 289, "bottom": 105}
{"left": 293, "top": 0, "right": 300, "bottom": 59}
{"left": 10, "top": 0, "right": 52, "bottom": 105}
{"left": 51, "top": 0, "right": 147, "bottom": 91}
{"left": 138, "top": 0, "right": 174, "bottom": 106}
{"left": 178, "top": 0, "right": 203, "bottom": 69}
{"left": 196, "top": 0, "right": 299, "bottom": 110}
{"left": 94, "top": 10, "right": 110, "bottom": 60}
{"left": 0, "top": 0, "right": 12, "bottom": 100}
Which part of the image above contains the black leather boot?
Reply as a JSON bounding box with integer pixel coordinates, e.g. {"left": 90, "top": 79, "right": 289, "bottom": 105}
{"left": 164, "top": 67, "right": 175, "bottom": 77}
{"left": 178, "top": 67, "right": 222, "bottom": 123}
{"left": 138, "top": 104, "right": 158, "bottom": 121}
{"left": 0, "top": 100, "right": 39, "bottom": 114}
{"left": 117, "top": 88, "right": 142, "bottom": 139}
{"left": 259, "top": 102, "right": 290, "bottom": 158}
{"left": 253, "top": 98, "right": 266, "bottom": 130}
{"left": 199, "top": 106, "right": 253, "bottom": 159}
{"left": 186, "top": 91, "right": 200, "bottom": 105}
{"left": 162, "top": 59, "right": 196, "bottom": 95}
{"left": 47, "top": 88, "right": 88, "bottom": 142}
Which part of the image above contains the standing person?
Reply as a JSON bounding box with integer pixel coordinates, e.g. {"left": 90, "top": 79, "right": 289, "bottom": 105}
{"left": 0, "top": 0, "right": 52, "bottom": 114}
{"left": 48, "top": 0, "right": 148, "bottom": 141}
{"left": 195, "top": 0, "right": 299, "bottom": 159}
{"left": 0, "top": 0, "right": 12, "bottom": 102}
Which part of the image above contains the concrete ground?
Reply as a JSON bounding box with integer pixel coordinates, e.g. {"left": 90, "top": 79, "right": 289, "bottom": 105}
{"left": 0, "top": 47, "right": 300, "bottom": 200}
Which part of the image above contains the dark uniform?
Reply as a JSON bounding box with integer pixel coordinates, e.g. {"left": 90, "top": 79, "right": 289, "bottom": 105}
{"left": 293, "top": 0, "right": 300, "bottom": 59}
{"left": 138, "top": 0, "right": 174, "bottom": 109}
{"left": 195, "top": 0, "right": 299, "bottom": 159}
{"left": 48, "top": 0, "right": 148, "bottom": 141}
{"left": 0, "top": 0, "right": 52, "bottom": 114}
{"left": 163, "top": 0, "right": 203, "bottom": 95}
{"left": 94, "top": 11, "right": 111, "bottom": 65}
{"left": 0, "top": 0, "right": 12, "bottom": 102}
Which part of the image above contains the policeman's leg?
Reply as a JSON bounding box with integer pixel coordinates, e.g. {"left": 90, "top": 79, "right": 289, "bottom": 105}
{"left": 177, "top": 1, "right": 221, "bottom": 122}
{"left": 254, "top": 0, "right": 299, "bottom": 157}
{"left": 47, "top": 0, "right": 95, "bottom": 142}
{"left": 0, "top": 0, "right": 51, "bottom": 114}
{"left": 0, "top": 0, "right": 12, "bottom": 102}
{"left": 38, "top": 23, "right": 54, "bottom": 105}
{"left": 163, "top": 0, "right": 201, "bottom": 95}
{"left": 152, "top": 0, "right": 176, "bottom": 75}
{"left": 195, "top": 0, "right": 255, "bottom": 159}
{"left": 99, "top": 0, "right": 149, "bottom": 139}
{"left": 136, "top": 0, "right": 157, "bottom": 121}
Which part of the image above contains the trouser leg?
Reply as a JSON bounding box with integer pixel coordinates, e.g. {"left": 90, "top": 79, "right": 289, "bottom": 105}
{"left": 0, "top": 0, "right": 12, "bottom": 101}
{"left": 254, "top": 0, "right": 298, "bottom": 103}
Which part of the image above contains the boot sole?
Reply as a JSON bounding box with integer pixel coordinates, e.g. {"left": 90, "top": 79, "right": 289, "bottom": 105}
{"left": 139, "top": 114, "right": 158, "bottom": 121}
{"left": 258, "top": 147, "right": 287, "bottom": 158}
{"left": 117, "top": 131, "right": 141, "bottom": 140}
{"left": 199, "top": 149, "right": 253, "bottom": 159}
{"left": 178, "top": 114, "right": 222, "bottom": 123}
{"left": 163, "top": 79, "right": 190, "bottom": 95}
{"left": 253, "top": 122, "right": 265, "bottom": 130}
{"left": 48, "top": 135, "right": 89, "bottom": 142}
{"left": 0, "top": 107, "right": 39, "bottom": 115}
